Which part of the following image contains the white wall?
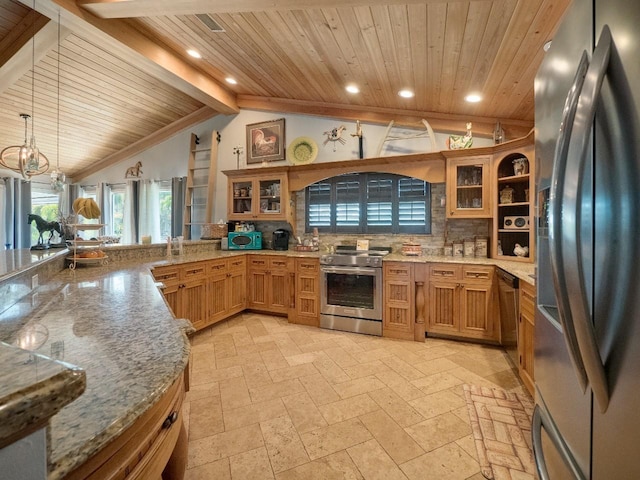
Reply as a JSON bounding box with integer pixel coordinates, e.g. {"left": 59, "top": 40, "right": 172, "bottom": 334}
{"left": 80, "top": 110, "right": 493, "bottom": 222}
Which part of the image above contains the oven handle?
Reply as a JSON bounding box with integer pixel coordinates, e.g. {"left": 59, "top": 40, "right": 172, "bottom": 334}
{"left": 320, "top": 265, "right": 379, "bottom": 276}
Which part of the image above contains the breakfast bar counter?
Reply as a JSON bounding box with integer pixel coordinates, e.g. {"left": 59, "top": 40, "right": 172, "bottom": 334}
{"left": 0, "top": 254, "right": 191, "bottom": 479}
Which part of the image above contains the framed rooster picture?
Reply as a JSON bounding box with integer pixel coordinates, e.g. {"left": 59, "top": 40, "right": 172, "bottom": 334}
{"left": 246, "top": 118, "right": 286, "bottom": 164}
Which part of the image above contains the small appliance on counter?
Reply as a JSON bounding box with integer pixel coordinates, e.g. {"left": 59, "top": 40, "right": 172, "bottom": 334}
{"left": 272, "top": 229, "right": 290, "bottom": 251}
{"left": 227, "top": 231, "right": 262, "bottom": 250}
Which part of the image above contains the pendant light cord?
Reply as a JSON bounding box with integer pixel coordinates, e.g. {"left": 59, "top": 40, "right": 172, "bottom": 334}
{"left": 56, "top": 11, "right": 60, "bottom": 170}
{"left": 31, "top": 0, "right": 36, "bottom": 140}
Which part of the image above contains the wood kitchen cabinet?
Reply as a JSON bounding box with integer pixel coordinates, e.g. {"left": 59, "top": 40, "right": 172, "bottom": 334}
{"left": 154, "top": 262, "right": 208, "bottom": 331}
{"left": 518, "top": 280, "right": 536, "bottom": 395}
{"left": 383, "top": 262, "right": 415, "bottom": 341}
{"left": 493, "top": 146, "right": 535, "bottom": 263}
{"left": 247, "top": 255, "right": 290, "bottom": 314}
{"left": 427, "top": 263, "right": 498, "bottom": 342}
{"left": 293, "top": 258, "right": 320, "bottom": 326}
{"left": 224, "top": 171, "right": 293, "bottom": 223}
{"left": 155, "top": 257, "right": 246, "bottom": 332}
{"left": 208, "top": 256, "right": 247, "bottom": 325}
{"left": 445, "top": 155, "right": 492, "bottom": 218}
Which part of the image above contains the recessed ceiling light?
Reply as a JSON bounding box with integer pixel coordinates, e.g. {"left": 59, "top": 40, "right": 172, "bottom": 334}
{"left": 187, "top": 49, "right": 202, "bottom": 59}
{"left": 345, "top": 84, "right": 360, "bottom": 94}
{"left": 465, "top": 94, "right": 482, "bottom": 103}
{"left": 398, "top": 89, "right": 414, "bottom": 98}
{"left": 226, "top": 77, "right": 238, "bottom": 85}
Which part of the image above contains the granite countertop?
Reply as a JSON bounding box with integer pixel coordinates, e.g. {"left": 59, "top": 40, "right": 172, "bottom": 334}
{"left": 0, "top": 259, "right": 191, "bottom": 479}
{"left": 147, "top": 248, "right": 535, "bottom": 284}
{"left": 0, "top": 343, "right": 86, "bottom": 449}
{"left": 384, "top": 253, "right": 536, "bottom": 285}
{"left": 0, "top": 248, "right": 68, "bottom": 283}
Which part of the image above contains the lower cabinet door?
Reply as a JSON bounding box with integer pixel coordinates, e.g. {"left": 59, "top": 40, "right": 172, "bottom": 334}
{"left": 428, "top": 281, "right": 460, "bottom": 335}
{"left": 248, "top": 269, "right": 268, "bottom": 309}
{"left": 208, "top": 273, "right": 228, "bottom": 324}
{"left": 383, "top": 262, "right": 414, "bottom": 340}
{"left": 180, "top": 278, "right": 208, "bottom": 330}
{"left": 459, "top": 284, "right": 495, "bottom": 339}
{"left": 228, "top": 270, "right": 246, "bottom": 314}
{"left": 268, "top": 271, "right": 289, "bottom": 314}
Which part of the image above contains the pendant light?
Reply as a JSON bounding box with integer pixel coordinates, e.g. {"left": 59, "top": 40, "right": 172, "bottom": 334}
{"left": 0, "top": 1, "right": 49, "bottom": 180}
{"left": 50, "top": 10, "right": 65, "bottom": 192}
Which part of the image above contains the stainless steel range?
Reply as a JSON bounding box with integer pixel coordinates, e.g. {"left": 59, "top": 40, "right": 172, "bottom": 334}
{"left": 319, "top": 247, "right": 390, "bottom": 336}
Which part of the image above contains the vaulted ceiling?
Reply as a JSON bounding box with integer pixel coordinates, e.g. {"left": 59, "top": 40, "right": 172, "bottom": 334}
{"left": 0, "top": 0, "right": 570, "bottom": 181}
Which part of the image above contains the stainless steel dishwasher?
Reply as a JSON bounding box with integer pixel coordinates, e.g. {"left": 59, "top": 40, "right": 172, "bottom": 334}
{"left": 497, "top": 268, "right": 519, "bottom": 368}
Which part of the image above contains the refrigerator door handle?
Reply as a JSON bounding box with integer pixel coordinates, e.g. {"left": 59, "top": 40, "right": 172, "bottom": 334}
{"left": 549, "top": 50, "right": 590, "bottom": 392}
{"left": 532, "top": 397, "right": 586, "bottom": 480}
{"left": 564, "top": 25, "right": 613, "bottom": 413}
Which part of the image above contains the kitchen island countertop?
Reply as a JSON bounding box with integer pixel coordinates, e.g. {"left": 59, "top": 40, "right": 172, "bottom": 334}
{"left": 0, "top": 256, "right": 191, "bottom": 479}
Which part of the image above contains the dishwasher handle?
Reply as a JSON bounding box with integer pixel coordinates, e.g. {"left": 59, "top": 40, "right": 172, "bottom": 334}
{"left": 497, "top": 268, "right": 519, "bottom": 288}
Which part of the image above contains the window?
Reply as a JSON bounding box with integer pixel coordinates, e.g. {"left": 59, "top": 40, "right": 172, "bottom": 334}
{"left": 31, "top": 183, "right": 61, "bottom": 244}
{"left": 109, "top": 184, "right": 125, "bottom": 237}
{"left": 306, "top": 173, "right": 431, "bottom": 234}
{"left": 159, "top": 180, "right": 172, "bottom": 239}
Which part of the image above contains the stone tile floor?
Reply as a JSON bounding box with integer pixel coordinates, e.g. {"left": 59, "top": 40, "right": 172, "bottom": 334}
{"left": 183, "top": 313, "right": 532, "bottom": 480}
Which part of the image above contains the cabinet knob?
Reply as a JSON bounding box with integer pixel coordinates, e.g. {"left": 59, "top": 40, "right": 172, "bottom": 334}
{"left": 162, "top": 411, "right": 179, "bottom": 429}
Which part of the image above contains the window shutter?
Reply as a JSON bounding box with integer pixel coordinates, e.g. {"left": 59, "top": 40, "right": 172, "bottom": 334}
{"left": 335, "top": 178, "right": 360, "bottom": 229}
{"left": 307, "top": 182, "right": 331, "bottom": 227}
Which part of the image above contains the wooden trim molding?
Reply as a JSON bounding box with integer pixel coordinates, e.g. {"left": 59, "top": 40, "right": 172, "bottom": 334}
{"left": 224, "top": 129, "right": 534, "bottom": 192}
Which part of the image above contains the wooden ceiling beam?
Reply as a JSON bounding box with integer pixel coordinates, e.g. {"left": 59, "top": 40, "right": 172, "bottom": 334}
{"left": 77, "top": 0, "right": 489, "bottom": 18}
{"left": 17, "top": 0, "right": 238, "bottom": 114}
{"left": 71, "top": 105, "right": 217, "bottom": 181}
{"left": 237, "top": 95, "right": 534, "bottom": 140}
{"left": 0, "top": 12, "right": 66, "bottom": 96}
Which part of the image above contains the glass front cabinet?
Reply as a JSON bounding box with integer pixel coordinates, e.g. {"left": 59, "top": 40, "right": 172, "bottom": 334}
{"left": 445, "top": 155, "right": 492, "bottom": 218}
{"left": 226, "top": 172, "right": 290, "bottom": 221}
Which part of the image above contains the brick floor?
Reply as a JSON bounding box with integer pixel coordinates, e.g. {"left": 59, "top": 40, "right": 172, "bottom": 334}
{"left": 463, "top": 385, "right": 537, "bottom": 480}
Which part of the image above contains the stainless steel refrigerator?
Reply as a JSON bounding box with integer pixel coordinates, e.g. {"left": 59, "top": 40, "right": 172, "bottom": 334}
{"left": 532, "top": 0, "right": 640, "bottom": 480}
{"left": 534, "top": 0, "right": 640, "bottom": 478}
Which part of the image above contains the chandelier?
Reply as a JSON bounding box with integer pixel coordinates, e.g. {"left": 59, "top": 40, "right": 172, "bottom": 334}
{"left": 0, "top": 1, "right": 48, "bottom": 181}
{"left": 0, "top": 113, "right": 49, "bottom": 180}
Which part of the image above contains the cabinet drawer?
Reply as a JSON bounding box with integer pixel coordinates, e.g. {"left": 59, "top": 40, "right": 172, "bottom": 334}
{"left": 462, "top": 266, "right": 494, "bottom": 282}
{"left": 429, "top": 264, "right": 461, "bottom": 279}
{"left": 207, "top": 259, "right": 227, "bottom": 275}
{"left": 296, "top": 259, "right": 319, "bottom": 273}
{"left": 228, "top": 256, "right": 246, "bottom": 271}
{"left": 269, "top": 257, "right": 289, "bottom": 270}
{"left": 384, "top": 263, "right": 412, "bottom": 279}
{"left": 249, "top": 256, "right": 269, "bottom": 269}
{"left": 182, "top": 263, "right": 206, "bottom": 279}
{"left": 153, "top": 267, "right": 179, "bottom": 282}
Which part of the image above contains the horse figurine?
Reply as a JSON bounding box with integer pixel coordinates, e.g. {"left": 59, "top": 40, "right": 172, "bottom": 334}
{"left": 125, "top": 161, "right": 143, "bottom": 178}
{"left": 28, "top": 214, "right": 62, "bottom": 246}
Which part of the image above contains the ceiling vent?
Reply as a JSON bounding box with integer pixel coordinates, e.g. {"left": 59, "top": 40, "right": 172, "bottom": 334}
{"left": 196, "top": 14, "right": 225, "bottom": 32}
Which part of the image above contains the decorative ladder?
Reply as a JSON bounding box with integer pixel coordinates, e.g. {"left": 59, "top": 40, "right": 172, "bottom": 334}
{"left": 376, "top": 119, "right": 437, "bottom": 156}
{"left": 182, "top": 131, "right": 219, "bottom": 239}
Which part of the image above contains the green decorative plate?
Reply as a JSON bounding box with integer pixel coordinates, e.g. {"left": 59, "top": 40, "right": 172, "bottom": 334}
{"left": 287, "top": 136, "right": 318, "bottom": 165}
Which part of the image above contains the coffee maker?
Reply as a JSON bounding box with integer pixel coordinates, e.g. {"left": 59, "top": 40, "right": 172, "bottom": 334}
{"left": 272, "top": 229, "right": 290, "bottom": 251}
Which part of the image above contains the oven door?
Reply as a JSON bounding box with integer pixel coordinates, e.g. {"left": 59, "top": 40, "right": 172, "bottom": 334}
{"left": 320, "top": 265, "right": 382, "bottom": 321}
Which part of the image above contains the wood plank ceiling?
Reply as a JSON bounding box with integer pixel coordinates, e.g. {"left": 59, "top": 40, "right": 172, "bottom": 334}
{"left": 0, "top": 0, "right": 571, "bottom": 181}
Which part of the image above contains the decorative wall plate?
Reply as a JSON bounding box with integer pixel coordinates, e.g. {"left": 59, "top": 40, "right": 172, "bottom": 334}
{"left": 287, "top": 137, "right": 318, "bottom": 165}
